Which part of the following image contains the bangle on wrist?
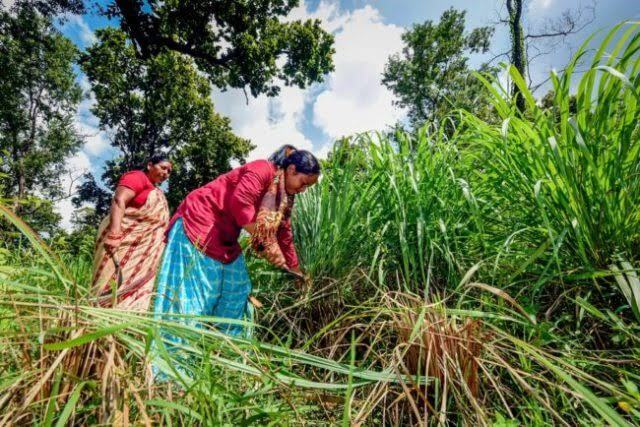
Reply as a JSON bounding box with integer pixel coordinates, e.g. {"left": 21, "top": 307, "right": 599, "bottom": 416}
{"left": 107, "top": 231, "right": 123, "bottom": 240}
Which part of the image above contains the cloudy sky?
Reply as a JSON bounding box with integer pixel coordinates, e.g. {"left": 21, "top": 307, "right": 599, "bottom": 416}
{"left": 24, "top": 0, "right": 640, "bottom": 228}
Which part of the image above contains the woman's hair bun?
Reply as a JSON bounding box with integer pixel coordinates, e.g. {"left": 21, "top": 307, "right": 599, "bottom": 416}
{"left": 269, "top": 144, "right": 320, "bottom": 175}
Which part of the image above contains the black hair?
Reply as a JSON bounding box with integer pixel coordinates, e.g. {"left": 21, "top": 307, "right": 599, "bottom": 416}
{"left": 146, "top": 153, "right": 171, "bottom": 166}
{"left": 269, "top": 145, "right": 321, "bottom": 175}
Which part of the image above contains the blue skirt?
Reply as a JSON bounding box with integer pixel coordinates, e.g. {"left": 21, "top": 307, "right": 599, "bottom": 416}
{"left": 153, "top": 218, "right": 252, "bottom": 337}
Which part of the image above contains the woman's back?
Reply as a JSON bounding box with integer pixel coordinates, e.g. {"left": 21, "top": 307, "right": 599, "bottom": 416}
{"left": 171, "top": 159, "right": 276, "bottom": 263}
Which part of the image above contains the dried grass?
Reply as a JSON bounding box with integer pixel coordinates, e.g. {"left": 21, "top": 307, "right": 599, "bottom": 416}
{"left": 1, "top": 309, "right": 153, "bottom": 425}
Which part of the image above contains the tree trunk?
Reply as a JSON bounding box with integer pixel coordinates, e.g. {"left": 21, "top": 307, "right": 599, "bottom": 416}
{"left": 115, "top": 0, "right": 154, "bottom": 57}
{"left": 507, "top": 0, "right": 526, "bottom": 112}
{"left": 11, "top": 137, "right": 24, "bottom": 211}
{"left": 17, "top": 157, "right": 26, "bottom": 199}
{"left": 16, "top": 86, "right": 41, "bottom": 200}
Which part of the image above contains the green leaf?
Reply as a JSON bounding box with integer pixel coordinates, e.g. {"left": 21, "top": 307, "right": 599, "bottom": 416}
{"left": 44, "top": 323, "right": 132, "bottom": 351}
{"left": 54, "top": 382, "right": 86, "bottom": 427}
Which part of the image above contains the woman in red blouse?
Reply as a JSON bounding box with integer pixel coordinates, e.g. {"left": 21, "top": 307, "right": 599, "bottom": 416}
{"left": 153, "top": 145, "right": 320, "bottom": 338}
{"left": 91, "top": 155, "right": 172, "bottom": 310}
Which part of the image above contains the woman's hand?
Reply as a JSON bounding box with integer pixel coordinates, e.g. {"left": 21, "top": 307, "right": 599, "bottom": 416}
{"left": 103, "top": 232, "right": 123, "bottom": 254}
{"left": 290, "top": 266, "right": 311, "bottom": 289}
{"left": 264, "top": 242, "right": 287, "bottom": 269}
{"left": 289, "top": 266, "right": 303, "bottom": 277}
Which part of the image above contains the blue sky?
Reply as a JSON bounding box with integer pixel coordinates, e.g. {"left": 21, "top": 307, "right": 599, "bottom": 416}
{"left": 14, "top": 0, "right": 638, "bottom": 228}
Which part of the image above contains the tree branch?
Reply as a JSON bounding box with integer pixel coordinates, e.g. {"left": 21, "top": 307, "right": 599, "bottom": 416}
{"left": 114, "top": 0, "right": 239, "bottom": 68}
{"left": 150, "top": 34, "right": 240, "bottom": 67}
{"left": 526, "top": 30, "right": 573, "bottom": 40}
{"left": 487, "top": 50, "right": 511, "bottom": 64}
{"left": 529, "top": 65, "right": 590, "bottom": 94}
{"left": 526, "top": 2, "right": 596, "bottom": 41}
{"left": 50, "top": 169, "right": 84, "bottom": 203}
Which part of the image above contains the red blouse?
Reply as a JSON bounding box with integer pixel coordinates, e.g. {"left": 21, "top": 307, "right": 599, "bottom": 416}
{"left": 169, "top": 160, "right": 299, "bottom": 268}
{"left": 118, "top": 170, "right": 155, "bottom": 208}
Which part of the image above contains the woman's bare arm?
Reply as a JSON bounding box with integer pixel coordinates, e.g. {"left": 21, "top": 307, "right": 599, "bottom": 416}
{"left": 103, "top": 186, "right": 136, "bottom": 252}
{"left": 242, "top": 222, "right": 287, "bottom": 268}
{"left": 108, "top": 186, "right": 136, "bottom": 235}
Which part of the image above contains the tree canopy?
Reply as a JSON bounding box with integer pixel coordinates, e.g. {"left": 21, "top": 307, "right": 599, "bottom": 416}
{"left": 107, "top": 0, "right": 335, "bottom": 97}
{"left": 10, "top": 0, "right": 85, "bottom": 16}
{"left": 10, "top": 0, "right": 336, "bottom": 98}
{"left": 3, "top": 1, "right": 335, "bottom": 230}
{"left": 0, "top": 5, "right": 82, "bottom": 201}
{"left": 75, "top": 28, "right": 253, "bottom": 219}
{"left": 382, "top": 8, "right": 495, "bottom": 131}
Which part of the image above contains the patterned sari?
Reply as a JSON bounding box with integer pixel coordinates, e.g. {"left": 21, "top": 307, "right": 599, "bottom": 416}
{"left": 250, "top": 169, "right": 294, "bottom": 262}
{"left": 91, "top": 188, "right": 169, "bottom": 310}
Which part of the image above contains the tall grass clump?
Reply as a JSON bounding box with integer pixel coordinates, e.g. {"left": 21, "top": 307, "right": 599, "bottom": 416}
{"left": 0, "top": 204, "right": 429, "bottom": 425}
{"left": 465, "top": 22, "right": 640, "bottom": 271}
{"left": 283, "top": 21, "right": 640, "bottom": 424}
{"left": 454, "top": 22, "right": 640, "bottom": 343}
{"left": 294, "top": 130, "right": 476, "bottom": 292}
{"left": 291, "top": 22, "right": 640, "bottom": 324}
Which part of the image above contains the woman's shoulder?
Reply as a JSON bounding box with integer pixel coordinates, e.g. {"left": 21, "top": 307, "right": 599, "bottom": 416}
{"left": 242, "top": 159, "right": 276, "bottom": 177}
{"left": 118, "top": 170, "right": 151, "bottom": 188}
{"left": 121, "top": 169, "right": 146, "bottom": 178}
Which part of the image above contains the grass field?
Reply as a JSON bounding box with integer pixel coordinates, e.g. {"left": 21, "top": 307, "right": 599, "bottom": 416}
{"left": 1, "top": 22, "right": 639, "bottom": 426}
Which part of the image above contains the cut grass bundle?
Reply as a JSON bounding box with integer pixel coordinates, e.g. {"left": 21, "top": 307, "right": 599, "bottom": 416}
{"left": 388, "top": 292, "right": 486, "bottom": 424}
{"left": 390, "top": 293, "right": 484, "bottom": 400}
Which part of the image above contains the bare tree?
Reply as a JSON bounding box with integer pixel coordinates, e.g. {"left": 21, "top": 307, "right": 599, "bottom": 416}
{"left": 491, "top": 0, "right": 596, "bottom": 112}
{"left": 507, "top": 0, "right": 527, "bottom": 111}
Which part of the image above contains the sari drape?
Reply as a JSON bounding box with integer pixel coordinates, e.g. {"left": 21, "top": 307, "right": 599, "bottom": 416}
{"left": 250, "top": 169, "right": 294, "bottom": 261}
{"left": 91, "top": 188, "right": 169, "bottom": 310}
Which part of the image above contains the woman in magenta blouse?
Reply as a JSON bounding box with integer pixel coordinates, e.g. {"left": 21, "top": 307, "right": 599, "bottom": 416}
{"left": 153, "top": 145, "right": 320, "bottom": 337}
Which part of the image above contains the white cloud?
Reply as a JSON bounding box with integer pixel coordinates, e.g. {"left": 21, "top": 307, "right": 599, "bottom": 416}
{"left": 212, "top": 1, "right": 406, "bottom": 160}
{"left": 288, "top": 1, "right": 349, "bottom": 33}
{"left": 314, "top": 142, "right": 333, "bottom": 160}
{"left": 55, "top": 83, "right": 112, "bottom": 231}
{"left": 76, "top": 87, "right": 110, "bottom": 156}
{"left": 529, "top": 0, "right": 554, "bottom": 11}
{"left": 212, "top": 83, "right": 313, "bottom": 162}
{"left": 57, "top": 107, "right": 111, "bottom": 229}
{"left": 59, "top": 14, "right": 96, "bottom": 48}
{"left": 80, "top": 125, "right": 110, "bottom": 156}
{"left": 311, "top": 4, "right": 405, "bottom": 139}
{"left": 78, "top": 74, "right": 92, "bottom": 93}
